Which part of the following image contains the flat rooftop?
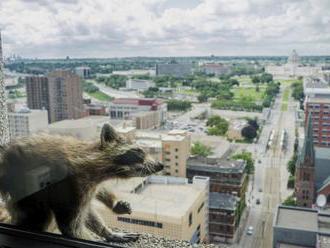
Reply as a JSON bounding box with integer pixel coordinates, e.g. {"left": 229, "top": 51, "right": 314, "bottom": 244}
{"left": 48, "top": 116, "right": 127, "bottom": 129}
{"left": 316, "top": 147, "right": 330, "bottom": 161}
{"left": 275, "top": 206, "right": 318, "bottom": 231}
{"left": 103, "top": 177, "right": 204, "bottom": 220}
{"left": 209, "top": 192, "right": 238, "bottom": 211}
{"left": 187, "top": 156, "right": 245, "bottom": 174}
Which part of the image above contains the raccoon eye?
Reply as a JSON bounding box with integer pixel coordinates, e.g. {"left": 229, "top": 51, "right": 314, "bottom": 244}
{"left": 113, "top": 148, "right": 145, "bottom": 165}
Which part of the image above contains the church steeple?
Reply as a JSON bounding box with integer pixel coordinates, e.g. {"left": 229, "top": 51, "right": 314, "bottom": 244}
{"left": 298, "top": 112, "right": 315, "bottom": 166}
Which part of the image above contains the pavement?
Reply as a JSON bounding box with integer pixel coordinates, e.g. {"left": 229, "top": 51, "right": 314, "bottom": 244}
{"left": 236, "top": 85, "right": 296, "bottom": 248}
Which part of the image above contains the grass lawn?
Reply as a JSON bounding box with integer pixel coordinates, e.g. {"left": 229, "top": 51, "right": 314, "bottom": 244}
{"left": 88, "top": 91, "right": 113, "bottom": 101}
{"left": 232, "top": 87, "right": 265, "bottom": 102}
{"left": 281, "top": 87, "right": 290, "bottom": 111}
{"left": 278, "top": 79, "right": 300, "bottom": 86}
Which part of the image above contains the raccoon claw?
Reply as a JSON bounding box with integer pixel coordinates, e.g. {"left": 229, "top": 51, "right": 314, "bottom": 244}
{"left": 106, "top": 232, "right": 139, "bottom": 242}
{"left": 113, "top": 201, "right": 132, "bottom": 215}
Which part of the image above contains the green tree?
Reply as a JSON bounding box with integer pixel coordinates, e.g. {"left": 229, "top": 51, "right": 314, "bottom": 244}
{"left": 282, "top": 195, "right": 297, "bottom": 206}
{"left": 287, "top": 153, "right": 298, "bottom": 176}
{"left": 259, "top": 73, "right": 273, "bottom": 83}
{"left": 167, "top": 99, "right": 192, "bottom": 111}
{"left": 198, "top": 94, "right": 208, "bottom": 103}
{"left": 232, "top": 151, "right": 254, "bottom": 174}
{"left": 191, "top": 142, "right": 213, "bottom": 157}
{"left": 241, "top": 125, "right": 257, "bottom": 140}
{"left": 206, "top": 115, "right": 229, "bottom": 136}
{"left": 251, "top": 76, "right": 260, "bottom": 84}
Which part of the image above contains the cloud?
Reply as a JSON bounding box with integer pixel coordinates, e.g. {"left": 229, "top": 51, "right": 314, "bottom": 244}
{"left": 0, "top": 0, "right": 329, "bottom": 58}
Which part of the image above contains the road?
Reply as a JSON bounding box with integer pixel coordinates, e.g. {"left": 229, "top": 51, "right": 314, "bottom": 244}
{"left": 238, "top": 85, "right": 297, "bottom": 248}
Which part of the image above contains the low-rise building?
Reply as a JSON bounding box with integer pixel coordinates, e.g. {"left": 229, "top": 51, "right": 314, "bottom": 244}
{"left": 200, "top": 63, "right": 231, "bottom": 76}
{"left": 133, "top": 111, "right": 161, "bottom": 129}
{"left": 209, "top": 192, "right": 239, "bottom": 244}
{"left": 8, "top": 108, "right": 48, "bottom": 139}
{"left": 47, "top": 116, "right": 126, "bottom": 141}
{"left": 85, "top": 103, "right": 106, "bottom": 116}
{"left": 126, "top": 79, "right": 155, "bottom": 91}
{"left": 273, "top": 205, "right": 330, "bottom": 248}
{"left": 95, "top": 175, "right": 210, "bottom": 244}
{"left": 156, "top": 63, "right": 193, "bottom": 77}
{"left": 109, "top": 98, "right": 167, "bottom": 124}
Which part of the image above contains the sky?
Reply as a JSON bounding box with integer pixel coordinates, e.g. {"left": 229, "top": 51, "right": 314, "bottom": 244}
{"left": 0, "top": 0, "right": 330, "bottom": 58}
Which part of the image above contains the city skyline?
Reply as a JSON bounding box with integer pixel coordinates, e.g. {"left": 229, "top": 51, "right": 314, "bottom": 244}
{"left": 0, "top": 0, "right": 330, "bottom": 58}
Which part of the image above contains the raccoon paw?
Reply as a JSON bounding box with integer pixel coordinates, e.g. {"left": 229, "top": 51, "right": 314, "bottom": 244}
{"left": 106, "top": 232, "right": 139, "bottom": 243}
{"left": 112, "top": 201, "right": 132, "bottom": 215}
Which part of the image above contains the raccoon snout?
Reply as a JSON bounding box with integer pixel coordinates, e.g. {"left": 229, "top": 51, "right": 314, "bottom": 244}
{"left": 154, "top": 162, "right": 164, "bottom": 172}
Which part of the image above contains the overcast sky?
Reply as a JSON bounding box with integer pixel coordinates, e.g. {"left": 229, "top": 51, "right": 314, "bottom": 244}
{"left": 0, "top": 0, "right": 329, "bottom": 58}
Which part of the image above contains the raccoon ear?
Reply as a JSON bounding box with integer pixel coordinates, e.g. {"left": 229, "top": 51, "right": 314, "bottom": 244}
{"left": 101, "top": 124, "right": 118, "bottom": 146}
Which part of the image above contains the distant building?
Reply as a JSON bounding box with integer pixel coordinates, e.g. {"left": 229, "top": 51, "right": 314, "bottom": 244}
{"left": 209, "top": 192, "right": 239, "bottom": 244}
{"left": 25, "top": 76, "right": 50, "bottom": 121}
{"left": 95, "top": 176, "right": 209, "bottom": 244}
{"left": 265, "top": 50, "right": 321, "bottom": 78}
{"left": 85, "top": 103, "right": 106, "bottom": 116}
{"left": 273, "top": 205, "right": 330, "bottom": 248}
{"left": 47, "top": 116, "right": 115, "bottom": 141}
{"left": 132, "top": 111, "right": 161, "bottom": 129}
{"left": 109, "top": 98, "right": 167, "bottom": 124}
{"left": 126, "top": 79, "right": 155, "bottom": 91}
{"left": 75, "top": 66, "right": 91, "bottom": 79}
{"left": 8, "top": 108, "right": 48, "bottom": 139}
{"left": 47, "top": 70, "right": 84, "bottom": 123}
{"left": 200, "top": 63, "right": 231, "bottom": 76}
{"left": 156, "top": 63, "right": 193, "bottom": 77}
{"left": 187, "top": 156, "right": 248, "bottom": 197}
{"left": 304, "top": 76, "right": 330, "bottom": 147}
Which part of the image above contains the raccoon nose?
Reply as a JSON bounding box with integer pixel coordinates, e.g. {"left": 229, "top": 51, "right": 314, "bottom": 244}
{"left": 156, "top": 162, "right": 164, "bottom": 172}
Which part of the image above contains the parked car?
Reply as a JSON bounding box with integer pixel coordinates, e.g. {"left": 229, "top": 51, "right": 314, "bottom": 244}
{"left": 256, "top": 199, "right": 261, "bottom": 205}
{"left": 247, "top": 226, "right": 254, "bottom": 235}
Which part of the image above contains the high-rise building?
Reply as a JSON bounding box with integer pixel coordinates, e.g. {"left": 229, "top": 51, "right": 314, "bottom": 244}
{"left": 304, "top": 76, "right": 330, "bottom": 147}
{"left": 162, "top": 130, "right": 191, "bottom": 178}
{"left": 25, "top": 76, "right": 50, "bottom": 121}
{"left": 295, "top": 113, "right": 315, "bottom": 207}
{"left": 47, "top": 70, "right": 84, "bottom": 123}
{"left": 8, "top": 108, "right": 48, "bottom": 139}
{"left": 0, "top": 31, "right": 10, "bottom": 145}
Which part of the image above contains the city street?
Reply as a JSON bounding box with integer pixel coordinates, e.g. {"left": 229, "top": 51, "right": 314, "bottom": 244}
{"left": 237, "top": 85, "right": 296, "bottom": 248}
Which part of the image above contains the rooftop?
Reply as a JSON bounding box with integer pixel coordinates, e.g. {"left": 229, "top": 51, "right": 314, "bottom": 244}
{"left": 187, "top": 156, "right": 246, "bottom": 174}
{"left": 103, "top": 176, "right": 205, "bottom": 220}
{"left": 111, "top": 98, "right": 163, "bottom": 106}
{"left": 48, "top": 116, "right": 110, "bottom": 129}
{"left": 275, "top": 206, "right": 318, "bottom": 231}
{"left": 209, "top": 192, "right": 238, "bottom": 211}
{"left": 315, "top": 147, "right": 330, "bottom": 161}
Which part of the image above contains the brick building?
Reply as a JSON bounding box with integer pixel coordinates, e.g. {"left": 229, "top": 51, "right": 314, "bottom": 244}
{"left": 109, "top": 98, "right": 167, "bottom": 124}
{"left": 187, "top": 156, "right": 247, "bottom": 197}
{"left": 186, "top": 156, "right": 247, "bottom": 243}
{"left": 209, "top": 193, "right": 239, "bottom": 244}
{"left": 304, "top": 76, "right": 330, "bottom": 147}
